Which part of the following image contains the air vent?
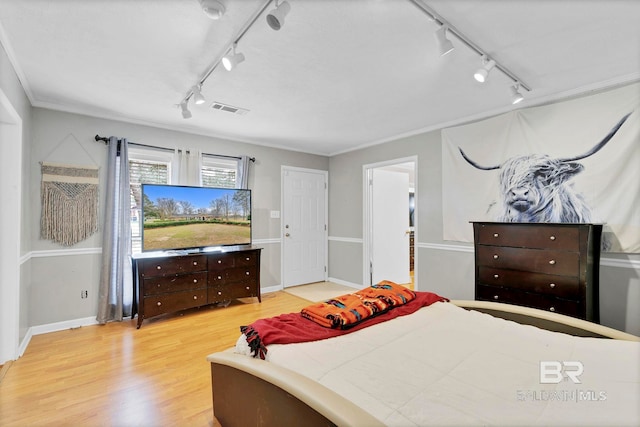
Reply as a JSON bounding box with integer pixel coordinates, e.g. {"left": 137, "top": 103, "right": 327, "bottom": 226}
{"left": 210, "top": 101, "right": 249, "bottom": 115}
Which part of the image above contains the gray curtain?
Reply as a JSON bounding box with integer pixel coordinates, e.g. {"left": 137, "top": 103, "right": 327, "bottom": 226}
{"left": 236, "top": 155, "right": 251, "bottom": 189}
{"left": 97, "top": 137, "right": 132, "bottom": 323}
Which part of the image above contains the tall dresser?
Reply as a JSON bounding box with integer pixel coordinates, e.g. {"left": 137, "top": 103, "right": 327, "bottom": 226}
{"left": 472, "top": 222, "right": 602, "bottom": 322}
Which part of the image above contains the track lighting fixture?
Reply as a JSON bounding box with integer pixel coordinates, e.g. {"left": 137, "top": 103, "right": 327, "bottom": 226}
{"left": 434, "top": 25, "right": 454, "bottom": 56}
{"left": 222, "top": 44, "right": 245, "bottom": 71}
{"left": 199, "top": 0, "right": 225, "bottom": 20}
{"left": 192, "top": 85, "right": 206, "bottom": 105}
{"left": 180, "top": 101, "right": 192, "bottom": 119}
{"left": 473, "top": 56, "right": 496, "bottom": 83}
{"left": 267, "top": 0, "right": 290, "bottom": 31}
{"left": 510, "top": 84, "right": 524, "bottom": 104}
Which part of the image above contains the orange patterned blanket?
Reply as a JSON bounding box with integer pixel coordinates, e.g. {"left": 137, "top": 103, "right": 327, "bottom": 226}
{"left": 301, "top": 280, "right": 416, "bottom": 329}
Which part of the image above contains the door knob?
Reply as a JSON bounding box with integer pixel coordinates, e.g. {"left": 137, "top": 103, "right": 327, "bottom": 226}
{"left": 285, "top": 233, "right": 290, "bottom": 237}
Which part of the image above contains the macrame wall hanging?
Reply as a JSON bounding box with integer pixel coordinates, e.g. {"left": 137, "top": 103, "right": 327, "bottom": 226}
{"left": 41, "top": 162, "right": 99, "bottom": 246}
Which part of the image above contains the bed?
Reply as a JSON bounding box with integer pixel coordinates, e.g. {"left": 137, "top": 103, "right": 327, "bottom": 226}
{"left": 207, "top": 291, "right": 640, "bottom": 427}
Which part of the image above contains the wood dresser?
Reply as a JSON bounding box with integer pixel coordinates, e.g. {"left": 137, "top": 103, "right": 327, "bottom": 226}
{"left": 132, "top": 246, "right": 262, "bottom": 328}
{"left": 472, "top": 222, "right": 602, "bottom": 322}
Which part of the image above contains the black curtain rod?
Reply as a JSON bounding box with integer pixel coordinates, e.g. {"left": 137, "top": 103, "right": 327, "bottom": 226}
{"left": 94, "top": 134, "right": 255, "bottom": 162}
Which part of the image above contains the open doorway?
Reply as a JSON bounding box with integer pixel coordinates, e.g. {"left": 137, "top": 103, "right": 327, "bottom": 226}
{"left": 363, "top": 157, "right": 416, "bottom": 289}
{"left": 0, "top": 89, "right": 23, "bottom": 364}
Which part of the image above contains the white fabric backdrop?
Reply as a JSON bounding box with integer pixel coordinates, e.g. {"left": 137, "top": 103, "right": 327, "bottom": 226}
{"left": 442, "top": 83, "right": 639, "bottom": 253}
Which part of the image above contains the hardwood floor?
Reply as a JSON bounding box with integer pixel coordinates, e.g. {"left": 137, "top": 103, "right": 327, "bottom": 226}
{"left": 0, "top": 291, "right": 311, "bottom": 426}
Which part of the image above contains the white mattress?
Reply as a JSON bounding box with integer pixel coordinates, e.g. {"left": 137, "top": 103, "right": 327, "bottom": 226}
{"left": 237, "top": 302, "right": 640, "bottom": 426}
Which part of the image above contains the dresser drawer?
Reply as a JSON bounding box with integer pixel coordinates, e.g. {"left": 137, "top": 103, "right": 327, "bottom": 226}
{"left": 209, "top": 253, "right": 235, "bottom": 269}
{"left": 141, "top": 255, "right": 206, "bottom": 277}
{"left": 209, "top": 282, "right": 257, "bottom": 303}
{"left": 476, "top": 285, "right": 579, "bottom": 317}
{"left": 209, "top": 266, "right": 257, "bottom": 285}
{"left": 143, "top": 271, "right": 207, "bottom": 296}
{"left": 234, "top": 251, "right": 258, "bottom": 267}
{"left": 478, "top": 267, "right": 580, "bottom": 299}
{"left": 476, "top": 223, "right": 579, "bottom": 250}
{"left": 143, "top": 289, "right": 207, "bottom": 318}
{"left": 476, "top": 246, "right": 579, "bottom": 276}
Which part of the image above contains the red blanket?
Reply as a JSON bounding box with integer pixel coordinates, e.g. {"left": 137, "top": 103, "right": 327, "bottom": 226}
{"left": 240, "top": 291, "right": 448, "bottom": 359}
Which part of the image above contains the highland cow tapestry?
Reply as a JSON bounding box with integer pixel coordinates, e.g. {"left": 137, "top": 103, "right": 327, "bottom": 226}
{"left": 41, "top": 162, "right": 99, "bottom": 246}
{"left": 442, "top": 83, "right": 639, "bottom": 253}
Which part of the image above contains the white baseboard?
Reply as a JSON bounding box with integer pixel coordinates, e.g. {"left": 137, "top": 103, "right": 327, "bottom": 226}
{"left": 261, "top": 284, "right": 282, "bottom": 294}
{"left": 327, "top": 277, "right": 363, "bottom": 289}
{"left": 30, "top": 316, "right": 99, "bottom": 336}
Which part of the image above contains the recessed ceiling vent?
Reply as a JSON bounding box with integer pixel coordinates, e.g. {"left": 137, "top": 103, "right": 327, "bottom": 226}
{"left": 210, "top": 101, "right": 249, "bottom": 115}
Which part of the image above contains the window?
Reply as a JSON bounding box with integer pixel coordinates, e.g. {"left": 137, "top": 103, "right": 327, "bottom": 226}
{"left": 129, "top": 148, "right": 172, "bottom": 254}
{"left": 128, "top": 147, "right": 241, "bottom": 253}
{"left": 201, "top": 155, "right": 238, "bottom": 188}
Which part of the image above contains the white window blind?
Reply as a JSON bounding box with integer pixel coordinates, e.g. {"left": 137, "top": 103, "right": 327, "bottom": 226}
{"left": 201, "top": 156, "right": 238, "bottom": 188}
{"left": 129, "top": 157, "right": 171, "bottom": 254}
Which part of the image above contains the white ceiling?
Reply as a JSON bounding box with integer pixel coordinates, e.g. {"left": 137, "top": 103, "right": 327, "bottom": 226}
{"left": 1, "top": 0, "right": 639, "bottom": 156}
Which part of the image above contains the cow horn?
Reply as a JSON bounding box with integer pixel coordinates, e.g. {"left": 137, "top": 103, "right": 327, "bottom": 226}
{"left": 559, "top": 111, "right": 633, "bottom": 162}
{"left": 458, "top": 147, "right": 501, "bottom": 170}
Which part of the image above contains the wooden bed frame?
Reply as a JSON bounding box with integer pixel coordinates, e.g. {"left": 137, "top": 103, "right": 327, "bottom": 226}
{"left": 207, "top": 300, "right": 639, "bottom": 427}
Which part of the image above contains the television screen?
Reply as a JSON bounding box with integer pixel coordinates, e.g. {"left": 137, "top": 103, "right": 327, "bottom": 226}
{"left": 141, "top": 184, "right": 251, "bottom": 252}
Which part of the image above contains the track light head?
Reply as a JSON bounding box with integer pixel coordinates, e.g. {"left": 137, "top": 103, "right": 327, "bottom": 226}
{"left": 192, "top": 85, "right": 206, "bottom": 105}
{"left": 434, "top": 25, "right": 454, "bottom": 56}
{"left": 180, "top": 101, "right": 192, "bottom": 119}
{"left": 199, "top": 0, "right": 225, "bottom": 20}
{"left": 510, "top": 84, "right": 524, "bottom": 104}
{"left": 221, "top": 45, "right": 245, "bottom": 71}
{"left": 474, "top": 56, "right": 496, "bottom": 83}
{"left": 267, "top": 0, "right": 290, "bottom": 31}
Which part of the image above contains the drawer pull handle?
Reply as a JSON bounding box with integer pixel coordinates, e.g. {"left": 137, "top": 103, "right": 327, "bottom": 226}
{"left": 218, "top": 260, "right": 222, "bottom": 264}
{"left": 193, "top": 295, "right": 198, "bottom": 300}
{"left": 493, "top": 295, "right": 499, "bottom": 300}
{"left": 246, "top": 271, "right": 250, "bottom": 276}
{"left": 549, "top": 283, "right": 556, "bottom": 288}
{"left": 493, "top": 274, "right": 499, "bottom": 279}
{"left": 217, "top": 276, "right": 222, "bottom": 280}
{"left": 549, "top": 260, "right": 556, "bottom": 265}
{"left": 157, "top": 302, "right": 162, "bottom": 306}
{"left": 218, "top": 291, "right": 222, "bottom": 295}
{"left": 245, "top": 286, "right": 250, "bottom": 290}
{"left": 549, "top": 307, "right": 556, "bottom": 312}
{"left": 156, "top": 266, "right": 162, "bottom": 270}
{"left": 549, "top": 235, "right": 556, "bottom": 241}
{"left": 193, "top": 261, "right": 198, "bottom": 265}
{"left": 193, "top": 279, "right": 198, "bottom": 283}
{"left": 493, "top": 254, "right": 499, "bottom": 259}
{"left": 246, "top": 257, "right": 250, "bottom": 261}
{"left": 493, "top": 233, "right": 499, "bottom": 238}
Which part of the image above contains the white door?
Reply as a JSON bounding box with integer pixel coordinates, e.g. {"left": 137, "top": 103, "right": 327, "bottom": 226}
{"left": 282, "top": 168, "right": 327, "bottom": 287}
{"left": 371, "top": 168, "right": 411, "bottom": 285}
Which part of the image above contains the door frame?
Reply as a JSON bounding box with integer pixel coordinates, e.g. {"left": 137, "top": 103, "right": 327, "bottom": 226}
{"left": 0, "top": 88, "right": 23, "bottom": 364}
{"left": 280, "top": 165, "right": 329, "bottom": 288}
{"left": 363, "top": 156, "right": 417, "bottom": 288}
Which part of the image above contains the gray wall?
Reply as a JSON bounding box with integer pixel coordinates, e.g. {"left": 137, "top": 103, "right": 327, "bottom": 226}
{"left": 26, "top": 108, "right": 328, "bottom": 326}
{"left": 327, "top": 87, "right": 640, "bottom": 335}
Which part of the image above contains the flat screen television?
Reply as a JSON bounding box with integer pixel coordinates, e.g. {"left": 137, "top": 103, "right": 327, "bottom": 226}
{"left": 141, "top": 184, "right": 251, "bottom": 252}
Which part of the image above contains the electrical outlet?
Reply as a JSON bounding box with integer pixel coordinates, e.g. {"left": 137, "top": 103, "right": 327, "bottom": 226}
{"left": 81, "top": 290, "right": 88, "bottom": 299}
